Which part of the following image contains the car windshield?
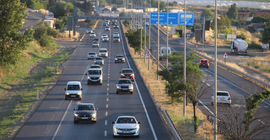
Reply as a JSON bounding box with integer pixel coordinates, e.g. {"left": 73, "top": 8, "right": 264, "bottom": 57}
{"left": 96, "top": 58, "right": 102, "bottom": 60}
{"left": 114, "top": 37, "right": 119, "bottom": 39}
{"left": 201, "top": 60, "right": 208, "bottom": 62}
{"left": 99, "top": 50, "right": 107, "bottom": 52}
{"left": 102, "top": 35, "right": 107, "bottom": 37}
{"left": 116, "top": 118, "right": 136, "bottom": 123}
{"left": 114, "top": 33, "right": 118, "bottom": 34}
{"left": 94, "top": 39, "right": 99, "bottom": 41}
{"left": 90, "top": 65, "right": 100, "bottom": 68}
{"left": 76, "top": 105, "right": 94, "bottom": 110}
{"left": 91, "top": 33, "right": 95, "bottom": 34}
{"left": 116, "top": 55, "right": 123, "bottom": 57}
{"left": 93, "top": 41, "right": 98, "bottom": 44}
{"left": 161, "top": 49, "right": 171, "bottom": 53}
{"left": 122, "top": 70, "right": 133, "bottom": 73}
{"left": 118, "top": 80, "right": 131, "bottom": 84}
{"left": 89, "top": 53, "right": 96, "bottom": 55}
{"left": 67, "top": 85, "right": 80, "bottom": 90}
{"left": 88, "top": 70, "right": 101, "bottom": 75}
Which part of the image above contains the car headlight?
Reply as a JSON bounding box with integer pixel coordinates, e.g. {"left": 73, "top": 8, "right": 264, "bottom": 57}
{"left": 94, "top": 61, "right": 96, "bottom": 63}
{"left": 121, "top": 74, "right": 125, "bottom": 76}
{"left": 116, "top": 85, "right": 120, "bottom": 89}
{"left": 129, "top": 85, "right": 133, "bottom": 89}
{"left": 122, "top": 58, "right": 125, "bottom": 60}
{"left": 74, "top": 113, "right": 79, "bottom": 116}
{"left": 115, "top": 58, "right": 117, "bottom": 60}
{"left": 87, "top": 76, "right": 90, "bottom": 79}
{"left": 99, "top": 53, "right": 101, "bottom": 55}
{"left": 78, "top": 91, "right": 82, "bottom": 95}
{"left": 66, "top": 93, "right": 70, "bottom": 95}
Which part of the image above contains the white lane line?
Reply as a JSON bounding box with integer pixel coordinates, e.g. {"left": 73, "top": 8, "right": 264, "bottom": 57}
{"left": 108, "top": 73, "right": 110, "bottom": 75}
{"left": 107, "top": 84, "right": 109, "bottom": 86}
{"left": 207, "top": 83, "right": 210, "bottom": 86}
{"left": 107, "top": 98, "right": 109, "bottom": 101}
{"left": 52, "top": 63, "right": 90, "bottom": 140}
{"left": 107, "top": 88, "right": 109, "bottom": 91}
{"left": 106, "top": 104, "right": 108, "bottom": 108}
{"left": 105, "top": 111, "right": 108, "bottom": 116}
{"left": 104, "top": 130, "right": 107, "bottom": 137}
{"left": 120, "top": 25, "right": 158, "bottom": 140}
{"left": 202, "top": 80, "right": 205, "bottom": 83}
{"left": 105, "top": 120, "right": 107, "bottom": 125}
{"left": 107, "top": 93, "right": 109, "bottom": 95}
{"left": 108, "top": 80, "right": 109, "bottom": 82}
{"left": 52, "top": 100, "right": 73, "bottom": 140}
{"left": 108, "top": 77, "right": 110, "bottom": 79}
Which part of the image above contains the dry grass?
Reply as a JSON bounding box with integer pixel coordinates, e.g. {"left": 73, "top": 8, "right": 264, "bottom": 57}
{"left": 39, "top": 9, "right": 49, "bottom": 16}
{"left": 122, "top": 22, "right": 224, "bottom": 140}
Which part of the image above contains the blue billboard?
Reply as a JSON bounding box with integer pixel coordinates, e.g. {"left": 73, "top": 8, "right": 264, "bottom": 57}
{"left": 179, "top": 13, "right": 194, "bottom": 26}
{"left": 150, "top": 12, "right": 178, "bottom": 25}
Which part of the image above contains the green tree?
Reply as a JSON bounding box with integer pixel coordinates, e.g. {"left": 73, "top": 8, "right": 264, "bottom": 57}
{"left": 211, "top": 15, "right": 231, "bottom": 31}
{"left": 227, "top": 3, "right": 238, "bottom": 20}
{"left": 55, "top": 16, "right": 67, "bottom": 29}
{"left": 49, "top": 1, "right": 74, "bottom": 18}
{"left": 160, "top": 1, "right": 166, "bottom": 11}
{"left": 205, "top": 8, "right": 213, "bottom": 19}
{"left": 251, "top": 14, "right": 270, "bottom": 23}
{"left": 99, "top": 0, "right": 107, "bottom": 6}
{"left": 260, "top": 27, "right": 270, "bottom": 45}
{"left": 125, "top": 29, "right": 149, "bottom": 53}
{"left": 206, "top": 5, "right": 211, "bottom": 8}
{"left": 74, "top": 1, "right": 94, "bottom": 12}
{"left": 172, "top": 1, "right": 178, "bottom": 6}
{"left": 119, "top": 12, "right": 127, "bottom": 17}
{"left": 0, "top": 0, "right": 34, "bottom": 65}
{"left": 20, "top": 0, "right": 45, "bottom": 9}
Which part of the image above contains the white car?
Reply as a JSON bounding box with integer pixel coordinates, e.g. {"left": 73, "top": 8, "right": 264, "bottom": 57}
{"left": 112, "top": 116, "right": 140, "bottom": 137}
{"left": 211, "top": 91, "right": 231, "bottom": 106}
{"left": 145, "top": 22, "right": 149, "bottom": 26}
{"left": 88, "top": 52, "right": 97, "bottom": 59}
{"left": 113, "top": 32, "right": 120, "bottom": 37}
{"left": 94, "top": 57, "right": 104, "bottom": 65}
{"left": 99, "top": 48, "right": 108, "bottom": 57}
{"left": 105, "top": 26, "right": 110, "bottom": 31}
{"left": 89, "top": 64, "right": 102, "bottom": 69}
{"left": 90, "top": 32, "right": 96, "bottom": 37}
{"left": 102, "top": 37, "right": 109, "bottom": 42}
{"left": 101, "top": 34, "right": 108, "bottom": 39}
{"left": 86, "top": 29, "right": 93, "bottom": 34}
{"left": 29, "top": 9, "right": 38, "bottom": 12}
{"left": 65, "top": 81, "right": 83, "bottom": 100}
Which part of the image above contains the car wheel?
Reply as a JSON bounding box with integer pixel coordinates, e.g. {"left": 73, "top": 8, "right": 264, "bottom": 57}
{"left": 74, "top": 120, "right": 79, "bottom": 123}
{"left": 65, "top": 95, "right": 68, "bottom": 100}
{"left": 207, "top": 66, "right": 209, "bottom": 68}
{"left": 130, "top": 92, "right": 133, "bottom": 94}
{"left": 211, "top": 102, "right": 213, "bottom": 106}
{"left": 87, "top": 81, "right": 89, "bottom": 85}
{"left": 116, "top": 91, "right": 118, "bottom": 94}
{"left": 100, "top": 82, "right": 102, "bottom": 85}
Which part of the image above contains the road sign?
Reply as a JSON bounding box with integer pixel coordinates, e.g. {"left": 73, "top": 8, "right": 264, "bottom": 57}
{"left": 150, "top": 12, "right": 178, "bottom": 25}
{"left": 179, "top": 13, "right": 194, "bottom": 26}
{"left": 222, "top": 52, "right": 229, "bottom": 59}
{"left": 195, "top": 44, "right": 199, "bottom": 49}
{"left": 142, "top": 50, "right": 148, "bottom": 56}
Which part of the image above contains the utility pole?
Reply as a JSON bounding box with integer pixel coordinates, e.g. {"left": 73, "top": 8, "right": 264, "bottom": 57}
{"left": 202, "top": 16, "right": 205, "bottom": 53}
{"left": 183, "top": 0, "right": 186, "bottom": 116}
{"left": 140, "top": 2, "right": 142, "bottom": 58}
{"left": 166, "top": 0, "right": 169, "bottom": 67}
{"left": 148, "top": 0, "right": 151, "bottom": 70}
{"left": 157, "top": 0, "right": 160, "bottom": 80}
{"left": 144, "top": 1, "right": 146, "bottom": 63}
{"left": 214, "top": 0, "right": 218, "bottom": 139}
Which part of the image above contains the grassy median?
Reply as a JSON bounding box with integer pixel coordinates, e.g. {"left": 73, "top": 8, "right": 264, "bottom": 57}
{"left": 0, "top": 41, "right": 74, "bottom": 139}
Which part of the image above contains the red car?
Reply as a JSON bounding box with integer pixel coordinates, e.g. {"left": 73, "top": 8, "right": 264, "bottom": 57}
{"left": 199, "top": 59, "right": 209, "bottom": 68}
{"left": 120, "top": 68, "right": 135, "bottom": 81}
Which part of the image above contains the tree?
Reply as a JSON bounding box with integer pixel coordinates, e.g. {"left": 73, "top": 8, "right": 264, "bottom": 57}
{"left": 205, "top": 8, "right": 213, "bottom": 20}
{"left": 206, "top": 5, "right": 212, "bottom": 8}
{"left": 125, "top": 29, "right": 149, "bottom": 53}
{"left": 49, "top": 0, "right": 56, "bottom": 7}
{"left": 211, "top": 15, "right": 231, "bottom": 31}
{"left": 20, "top": 0, "right": 45, "bottom": 9}
{"left": 49, "top": 1, "right": 74, "bottom": 18}
{"left": 99, "top": 0, "right": 107, "bottom": 6}
{"left": 212, "top": 90, "right": 270, "bottom": 140}
{"left": 74, "top": 1, "right": 94, "bottom": 12}
{"left": 251, "top": 14, "right": 270, "bottom": 23}
{"left": 55, "top": 16, "right": 67, "bottom": 29}
{"left": 227, "top": 3, "right": 238, "bottom": 20}
{"left": 119, "top": 12, "right": 127, "bottom": 17}
{"left": 260, "top": 27, "right": 270, "bottom": 45}
{"left": 0, "top": 0, "right": 34, "bottom": 65}
{"left": 172, "top": 1, "right": 178, "bottom": 7}
{"left": 160, "top": 1, "right": 166, "bottom": 11}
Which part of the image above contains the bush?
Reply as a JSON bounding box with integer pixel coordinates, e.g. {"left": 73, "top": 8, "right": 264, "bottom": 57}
{"left": 248, "top": 41, "right": 261, "bottom": 50}
{"left": 236, "top": 33, "right": 246, "bottom": 40}
{"left": 55, "top": 16, "right": 67, "bottom": 29}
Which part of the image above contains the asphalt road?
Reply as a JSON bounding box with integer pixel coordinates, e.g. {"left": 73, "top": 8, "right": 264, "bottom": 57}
{"left": 14, "top": 21, "right": 171, "bottom": 140}
{"left": 19, "top": 11, "right": 44, "bottom": 32}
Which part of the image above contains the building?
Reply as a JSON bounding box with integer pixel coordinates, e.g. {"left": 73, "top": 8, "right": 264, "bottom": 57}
{"left": 238, "top": 9, "right": 250, "bottom": 20}
{"left": 254, "top": 9, "right": 270, "bottom": 17}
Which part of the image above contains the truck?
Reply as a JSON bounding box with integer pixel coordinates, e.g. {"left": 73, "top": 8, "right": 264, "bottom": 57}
{"left": 231, "top": 38, "right": 248, "bottom": 55}
{"left": 43, "top": 19, "right": 55, "bottom": 28}
{"left": 159, "top": 46, "right": 171, "bottom": 60}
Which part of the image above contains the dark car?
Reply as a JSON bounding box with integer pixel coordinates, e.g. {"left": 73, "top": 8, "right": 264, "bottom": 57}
{"left": 120, "top": 68, "right": 135, "bottom": 81}
{"left": 114, "top": 25, "right": 119, "bottom": 29}
{"left": 199, "top": 59, "right": 209, "bottom": 68}
{"left": 73, "top": 103, "right": 98, "bottom": 123}
{"left": 115, "top": 54, "right": 125, "bottom": 63}
{"left": 116, "top": 79, "right": 133, "bottom": 94}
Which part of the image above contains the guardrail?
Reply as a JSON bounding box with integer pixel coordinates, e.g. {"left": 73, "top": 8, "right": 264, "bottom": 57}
{"left": 159, "top": 106, "right": 182, "bottom": 140}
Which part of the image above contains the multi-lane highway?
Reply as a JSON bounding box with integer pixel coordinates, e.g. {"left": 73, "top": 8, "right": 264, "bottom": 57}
{"left": 14, "top": 21, "right": 172, "bottom": 140}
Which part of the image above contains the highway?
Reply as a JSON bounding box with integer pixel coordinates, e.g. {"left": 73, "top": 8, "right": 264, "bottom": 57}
{"left": 135, "top": 23, "right": 269, "bottom": 121}
{"left": 14, "top": 21, "right": 171, "bottom": 140}
{"left": 19, "top": 11, "right": 44, "bottom": 32}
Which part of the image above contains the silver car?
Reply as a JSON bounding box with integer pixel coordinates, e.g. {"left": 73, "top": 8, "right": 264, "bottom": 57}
{"left": 102, "top": 37, "right": 109, "bottom": 42}
{"left": 112, "top": 116, "right": 140, "bottom": 137}
{"left": 90, "top": 32, "right": 96, "bottom": 37}
{"left": 99, "top": 48, "right": 108, "bottom": 58}
{"left": 116, "top": 79, "right": 133, "bottom": 94}
{"left": 113, "top": 37, "right": 120, "bottom": 42}
{"left": 88, "top": 52, "right": 97, "bottom": 60}
{"left": 94, "top": 57, "right": 104, "bottom": 65}
{"left": 92, "top": 41, "right": 99, "bottom": 48}
{"left": 101, "top": 34, "right": 108, "bottom": 39}
{"left": 113, "top": 32, "right": 120, "bottom": 37}
{"left": 85, "top": 68, "right": 103, "bottom": 85}
{"left": 73, "top": 103, "right": 97, "bottom": 123}
{"left": 105, "top": 26, "right": 110, "bottom": 31}
{"left": 115, "top": 54, "right": 125, "bottom": 63}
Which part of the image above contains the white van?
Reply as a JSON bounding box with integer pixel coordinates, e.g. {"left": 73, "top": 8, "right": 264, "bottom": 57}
{"left": 99, "top": 48, "right": 108, "bottom": 58}
{"left": 159, "top": 46, "right": 171, "bottom": 60}
{"left": 64, "top": 81, "right": 83, "bottom": 100}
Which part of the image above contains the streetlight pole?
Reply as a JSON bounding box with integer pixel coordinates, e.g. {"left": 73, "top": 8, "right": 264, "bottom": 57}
{"left": 183, "top": 0, "right": 186, "bottom": 116}
{"left": 157, "top": 0, "right": 160, "bottom": 80}
{"left": 148, "top": 0, "right": 151, "bottom": 70}
{"left": 144, "top": 1, "right": 146, "bottom": 63}
{"left": 166, "top": 0, "right": 169, "bottom": 67}
{"left": 214, "top": 0, "right": 218, "bottom": 139}
{"left": 140, "top": 2, "right": 142, "bottom": 58}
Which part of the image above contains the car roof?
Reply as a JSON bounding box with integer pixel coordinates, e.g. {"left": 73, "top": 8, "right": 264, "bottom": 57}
{"left": 161, "top": 46, "right": 171, "bottom": 49}
{"left": 99, "top": 48, "right": 107, "bottom": 50}
{"left": 77, "top": 103, "right": 94, "bottom": 105}
{"left": 118, "top": 78, "right": 131, "bottom": 81}
{"left": 67, "top": 81, "right": 81, "bottom": 85}
{"left": 217, "top": 91, "right": 229, "bottom": 93}
{"left": 91, "top": 64, "right": 100, "bottom": 66}
{"left": 95, "top": 57, "right": 103, "bottom": 59}
{"left": 88, "top": 68, "right": 102, "bottom": 70}
{"left": 117, "top": 116, "right": 135, "bottom": 119}
{"left": 200, "top": 59, "right": 208, "bottom": 61}
{"left": 116, "top": 54, "right": 124, "bottom": 56}
{"left": 122, "top": 68, "right": 132, "bottom": 70}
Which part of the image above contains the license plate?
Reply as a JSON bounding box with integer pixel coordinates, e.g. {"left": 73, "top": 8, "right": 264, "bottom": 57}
{"left": 71, "top": 95, "right": 76, "bottom": 97}
{"left": 123, "top": 131, "right": 129, "bottom": 133}
{"left": 123, "top": 88, "right": 128, "bottom": 90}
{"left": 81, "top": 117, "right": 88, "bottom": 119}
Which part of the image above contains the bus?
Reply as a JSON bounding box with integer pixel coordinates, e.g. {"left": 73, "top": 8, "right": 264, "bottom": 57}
{"left": 45, "top": 12, "right": 54, "bottom": 19}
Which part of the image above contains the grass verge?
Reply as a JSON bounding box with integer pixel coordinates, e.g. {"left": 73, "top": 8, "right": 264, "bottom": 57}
{"left": 0, "top": 41, "right": 74, "bottom": 139}
{"left": 122, "top": 22, "right": 224, "bottom": 140}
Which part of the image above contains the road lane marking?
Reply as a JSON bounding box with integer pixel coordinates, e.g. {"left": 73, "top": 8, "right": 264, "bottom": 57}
{"left": 107, "top": 88, "right": 109, "bottom": 91}
{"left": 108, "top": 76, "right": 110, "bottom": 79}
{"left": 207, "top": 83, "right": 210, "bottom": 86}
{"left": 105, "top": 120, "right": 107, "bottom": 125}
{"left": 108, "top": 80, "right": 109, "bottom": 82}
{"left": 104, "top": 131, "right": 107, "bottom": 137}
{"left": 108, "top": 73, "right": 110, "bottom": 75}
{"left": 107, "top": 98, "right": 109, "bottom": 101}
{"left": 107, "top": 84, "right": 109, "bottom": 86}
{"left": 105, "top": 111, "right": 108, "bottom": 116}
{"left": 106, "top": 104, "right": 108, "bottom": 108}
{"left": 119, "top": 25, "right": 158, "bottom": 140}
{"left": 107, "top": 93, "right": 109, "bottom": 95}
